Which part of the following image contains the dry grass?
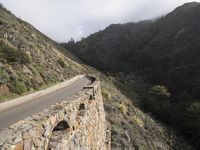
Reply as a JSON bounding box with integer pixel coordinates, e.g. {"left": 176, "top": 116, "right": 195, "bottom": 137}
{"left": 118, "top": 103, "right": 128, "bottom": 114}
{"left": 132, "top": 115, "right": 145, "bottom": 128}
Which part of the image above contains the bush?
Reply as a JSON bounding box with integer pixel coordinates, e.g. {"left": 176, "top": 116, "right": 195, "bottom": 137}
{"left": 118, "top": 103, "right": 128, "bottom": 114}
{"left": 9, "top": 81, "right": 27, "bottom": 94}
{"left": 0, "top": 40, "right": 30, "bottom": 64}
{"left": 184, "top": 102, "right": 200, "bottom": 147}
{"left": 143, "top": 85, "right": 171, "bottom": 120}
{"left": 102, "top": 90, "right": 111, "bottom": 100}
{"left": 132, "top": 115, "right": 144, "bottom": 127}
{"left": 57, "top": 59, "right": 66, "bottom": 68}
{"left": 30, "top": 79, "right": 40, "bottom": 90}
{"left": 0, "top": 68, "right": 10, "bottom": 82}
{"left": 149, "top": 85, "right": 171, "bottom": 98}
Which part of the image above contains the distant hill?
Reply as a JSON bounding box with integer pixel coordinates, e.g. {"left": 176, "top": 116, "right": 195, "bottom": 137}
{"left": 62, "top": 2, "right": 200, "bottom": 72}
{"left": 62, "top": 1, "right": 200, "bottom": 99}
{"left": 62, "top": 2, "right": 200, "bottom": 148}
{"left": 62, "top": 20, "right": 152, "bottom": 71}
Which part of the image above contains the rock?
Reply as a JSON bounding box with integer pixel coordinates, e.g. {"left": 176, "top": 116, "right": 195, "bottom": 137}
{"left": 11, "top": 142, "right": 23, "bottom": 150}
{"left": 0, "top": 84, "right": 10, "bottom": 96}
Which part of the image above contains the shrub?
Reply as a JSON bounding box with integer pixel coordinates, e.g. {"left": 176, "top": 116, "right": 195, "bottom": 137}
{"left": 0, "top": 40, "right": 30, "bottom": 64}
{"left": 9, "top": 81, "right": 27, "bottom": 94}
{"left": 143, "top": 85, "right": 171, "bottom": 120}
{"left": 184, "top": 102, "right": 200, "bottom": 147}
{"left": 57, "top": 59, "right": 66, "bottom": 68}
{"left": 149, "top": 85, "right": 171, "bottom": 98}
{"left": 31, "top": 79, "right": 40, "bottom": 90}
{"left": 0, "top": 68, "right": 10, "bottom": 82}
{"left": 102, "top": 90, "right": 111, "bottom": 100}
{"left": 30, "top": 66, "right": 38, "bottom": 75}
{"left": 118, "top": 103, "right": 128, "bottom": 114}
{"left": 34, "top": 65, "right": 44, "bottom": 74}
{"left": 132, "top": 115, "right": 144, "bottom": 127}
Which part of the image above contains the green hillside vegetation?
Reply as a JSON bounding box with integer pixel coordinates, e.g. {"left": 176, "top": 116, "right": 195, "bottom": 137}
{"left": 62, "top": 2, "right": 200, "bottom": 148}
{"left": 0, "top": 4, "right": 87, "bottom": 100}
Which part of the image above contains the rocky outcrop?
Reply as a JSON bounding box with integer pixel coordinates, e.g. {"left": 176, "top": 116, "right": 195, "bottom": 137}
{"left": 0, "top": 79, "right": 109, "bottom": 150}
{"left": 0, "top": 84, "right": 9, "bottom": 96}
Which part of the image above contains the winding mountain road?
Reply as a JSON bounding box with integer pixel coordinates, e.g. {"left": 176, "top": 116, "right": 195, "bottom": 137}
{"left": 0, "top": 76, "right": 91, "bottom": 129}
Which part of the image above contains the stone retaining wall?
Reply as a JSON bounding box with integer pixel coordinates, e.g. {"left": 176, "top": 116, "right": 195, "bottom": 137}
{"left": 0, "top": 79, "right": 109, "bottom": 150}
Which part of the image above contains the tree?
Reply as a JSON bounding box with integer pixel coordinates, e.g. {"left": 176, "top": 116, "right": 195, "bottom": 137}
{"left": 143, "top": 85, "right": 171, "bottom": 120}
{"left": 68, "top": 38, "right": 75, "bottom": 44}
{"left": 184, "top": 102, "right": 200, "bottom": 147}
{"left": 149, "top": 85, "right": 171, "bottom": 98}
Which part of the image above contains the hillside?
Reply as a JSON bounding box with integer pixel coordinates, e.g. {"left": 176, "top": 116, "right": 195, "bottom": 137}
{"left": 0, "top": 4, "right": 88, "bottom": 101}
{"left": 62, "top": 2, "right": 200, "bottom": 149}
{"left": 0, "top": 4, "right": 195, "bottom": 150}
{"left": 63, "top": 2, "right": 200, "bottom": 72}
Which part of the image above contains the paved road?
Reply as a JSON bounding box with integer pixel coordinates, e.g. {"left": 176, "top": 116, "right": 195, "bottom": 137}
{"left": 0, "top": 77, "right": 91, "bottom": 129}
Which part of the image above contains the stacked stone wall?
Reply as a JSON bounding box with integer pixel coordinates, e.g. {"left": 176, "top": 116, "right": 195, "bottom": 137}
{"left": 0, "top": 80, "right": 109, "bottom": 150}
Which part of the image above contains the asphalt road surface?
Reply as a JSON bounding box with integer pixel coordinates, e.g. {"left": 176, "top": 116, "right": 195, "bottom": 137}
{"left": 0, "top": 77, "right": 90, "bottom": 129}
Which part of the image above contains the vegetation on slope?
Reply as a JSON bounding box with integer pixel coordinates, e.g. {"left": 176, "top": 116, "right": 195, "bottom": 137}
{"left": 62, "top": 2, "right": 200, "bottom": 148}
{"left": 0, "top": 4, "right": 88, "bottom": 101}
{"left": 99, "top": 74, "right": 194, "bottom": 149}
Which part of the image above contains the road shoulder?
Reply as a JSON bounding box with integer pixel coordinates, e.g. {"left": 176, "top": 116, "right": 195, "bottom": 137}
{"left": 0, "top": 75, "right": 85, "bottom": 112}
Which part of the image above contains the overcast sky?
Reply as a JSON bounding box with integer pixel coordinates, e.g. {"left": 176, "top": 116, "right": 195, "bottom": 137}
{"left": 1, "top": 0, "right": 199, "bottom": 42}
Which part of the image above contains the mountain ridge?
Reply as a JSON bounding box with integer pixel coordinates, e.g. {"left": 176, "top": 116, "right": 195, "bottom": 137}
{"left": 62, "top": 2, "right": 200, "bottom": 148}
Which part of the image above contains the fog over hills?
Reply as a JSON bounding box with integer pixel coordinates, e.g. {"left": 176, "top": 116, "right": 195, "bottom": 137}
{"left": 2, "top": 0, "right": 200, "bottom": 41}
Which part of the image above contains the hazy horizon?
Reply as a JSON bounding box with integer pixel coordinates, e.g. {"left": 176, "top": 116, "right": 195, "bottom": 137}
{"left": 1, "top": 0, "right": 200, "bottom": 42}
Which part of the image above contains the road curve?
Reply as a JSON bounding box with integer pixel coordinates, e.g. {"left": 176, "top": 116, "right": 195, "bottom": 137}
{"left": 0, "top": 77, "right": 91, "bottom": 129}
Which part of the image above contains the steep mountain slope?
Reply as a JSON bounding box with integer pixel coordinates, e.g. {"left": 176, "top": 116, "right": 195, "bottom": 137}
{"left": 62, "top": 2, "right": 200, "bottom": 148}
{"left": 63, "top": 2, "right": 200, "bottom": 97}
{"left": 62, "top": 20, "right": 152, "bottom": 71}
{"left": 0, "top": 4, "right": 88, "bottom": 100}
{"left": 0, "top": 4, "right": 195, "bottom": 150}
{"left": 64, "top": 2, "right": 200, "bottom": 73}
{"left": 100, "top": 75, "right": 194, "bottom": 150}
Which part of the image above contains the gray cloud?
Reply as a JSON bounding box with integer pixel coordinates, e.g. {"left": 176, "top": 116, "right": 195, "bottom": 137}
{"left": 1, "top": 0, "right": 199, "bottom": 42}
